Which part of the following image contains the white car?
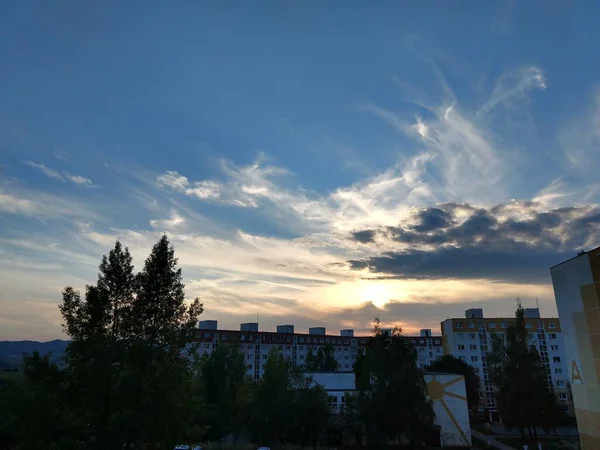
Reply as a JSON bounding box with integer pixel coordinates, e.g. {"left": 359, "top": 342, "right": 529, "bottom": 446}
{"left": 174, "top": 446, "right": 190, "bottom": 450}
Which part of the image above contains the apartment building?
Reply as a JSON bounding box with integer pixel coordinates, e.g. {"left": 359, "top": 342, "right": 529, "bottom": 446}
{"left": 196, "top": 321, "right": 443, "bottom": 381}
{"left": 441, "top": 308, "right": 569, "bottom": 421}
{"left": 550, "top": 247, "right": 600, "bottom": 449}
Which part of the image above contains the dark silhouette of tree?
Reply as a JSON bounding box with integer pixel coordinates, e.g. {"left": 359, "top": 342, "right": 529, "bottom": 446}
{"left": 353, "top": 317, "right": 434, "bottom": 447}
{"left": 304, "top": 343, "right": 338, "bottom": 372}
{"left": 59, "top": 236, "right": 203, "bottom": 449}
{"left": 487, "top": 301, "right": 564, "bottom": 439}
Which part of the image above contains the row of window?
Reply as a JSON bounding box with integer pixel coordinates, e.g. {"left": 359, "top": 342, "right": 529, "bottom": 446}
{"left": 455, "top": 321, "right": 556, "bottom": 329}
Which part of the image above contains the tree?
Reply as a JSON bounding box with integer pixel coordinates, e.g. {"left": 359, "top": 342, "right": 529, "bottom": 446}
{"left": 291, "top": 380, "right": 330, "bottom": 448}
{"left": 304, "top": 343, "right": 339, "bottom": 372}
{"left": 247, "top": 350, "right": 329, "bottom": 447}
{"left": 427, "top": 354, "right": 481, "bottom": 412}
{"left": 353, "top": 318, "right": 434, "bottom": 447}
{"left": 59, "top": 236, "right": 204, "bottom": 449}
{"left": 487, "top": 301, "right": 564, "bottom": 439}
{"left": 0, "top": 353, "right": 75, "bottom": 449}
{"left": 59, "top": 241, "right": 137, "bottom": 449}
{"left": 200, "top": 342, "right": 247, "bottom": 440}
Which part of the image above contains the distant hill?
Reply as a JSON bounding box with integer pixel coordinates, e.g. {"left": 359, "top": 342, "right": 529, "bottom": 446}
{"left": 0, "top": 340, "right": 70, "bottom": 367}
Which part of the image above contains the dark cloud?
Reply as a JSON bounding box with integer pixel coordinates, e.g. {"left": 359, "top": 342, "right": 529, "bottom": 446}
{"left": 348, "top": 202, "right": 600, "bottom": 284}
{"left": 351, "top": 229, "right": 377, "bottom": 243}
{"left": 411, "top": 207, "right": 455, "bottom": 232}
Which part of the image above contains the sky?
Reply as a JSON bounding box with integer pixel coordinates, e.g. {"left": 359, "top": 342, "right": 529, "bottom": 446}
{"left": 2, "top": 1, "right": 600, "bottom": 340}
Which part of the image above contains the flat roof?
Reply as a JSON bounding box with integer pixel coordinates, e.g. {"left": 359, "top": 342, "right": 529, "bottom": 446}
{"left": 549, "top": 249, "right": 592, "bottom": 269}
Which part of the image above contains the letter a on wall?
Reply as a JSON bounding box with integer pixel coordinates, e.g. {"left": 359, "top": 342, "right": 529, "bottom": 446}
{"left": 571, "top": 359, "right": 584, "bottom": 385}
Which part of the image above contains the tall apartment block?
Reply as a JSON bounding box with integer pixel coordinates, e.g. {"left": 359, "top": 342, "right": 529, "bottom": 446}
{"left": 441, "top": 308, "right": 569, "bottom": 422}
{"left": 196, "top": 321, "right": 443, "bottom": 381}
{"left": 550, "top": 247, "right": 600, "bottom": 449}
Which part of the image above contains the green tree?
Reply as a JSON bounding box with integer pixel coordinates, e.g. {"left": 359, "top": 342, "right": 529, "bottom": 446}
{"left": 304, "top": 344, "right": 339, "bottom": 372}
{"left": 59, "top": 236, "right": 204, "bottom": 449}
{"left": 487, "top": 301, "right": 564, "bottom": 439}
{"left": 201, "top": 342, "right": 247, "bottom": 440}
{"left": 427, "top": 354, "right": 481, "bottom": 412}
{"left": 60, "top": 241, "right": 137, "bottom": 449}
{"left": 291, "top": 379, "right": 330, "bottom": 448}
{"left": 248, "top": 350, "right": 296, "bottom": 445}
{"left": 353, "top": 318, "right": 434, "bottom": 447}
{"left": 0, "top": 353, "right": 75, "bottom": 449}
{"left": 248, "top": 350, "right": 329, "bottom": 447}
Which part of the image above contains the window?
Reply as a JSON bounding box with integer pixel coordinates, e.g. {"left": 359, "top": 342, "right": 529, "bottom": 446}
{"left": 247, "top": 364, "right": 252, "bottom": 370}
{"left": 458, "top": 344, "right": 465, "bottom": 351}
{"left": 553, "top": 357, "right": 561, "bottom": 363}
{"left": 434, "top": 339, "right": 440, "bottom": 345}
{"left": 328, "top": 396, "right": 338, "bottom": 405}
{"left": 551, "top": 345, "right": 559, "bottom": 351}
{"left": 556, "top": 380, "right": 565, "bottom": 387}
{"left": 549, "top": 333, "right": 557, "bottom": 339}
{"left": 429, "top": 352, "right": 433, "bottom": 357}
{"left": 555, "top": 368, "right": 563, "bottom": 375}
{"left": 469, "top": 333, "right": 476, "bottom": 339}
{"left": 489, "top": 322, "right": 496, "bottom": 329}
{"left": 247, "top": 354, "right": 251, "bottom": 359}
{"left": 471, "top": 356, "right": 479, "bottom": 362}
{"left": 248, "top": 344, "right": 253, "bottom": 349}
{"left": 468, "top": 322, "right": 475, "bottom": 329}
{"left": 300, "top": 337, "right": 305, "bottom": 342}
{"left": 419, "top": 339, "right": 425, "bottom": 345}
{"left": 263, "top": 354, "right": 267, "bottom": 360}
{"left": 344, "top": 355, "right": 349, "bottom": 360}
{"left": 455, "top": 322, "right": 463, "bottom": 329}
{"left": 548, "top": 321, "right": 556, "bottom": 329}
{"left": 299, "top": 345, "right": 304, "bottom": 350}
{"left": 526, "top": 322, "right": 533, "bottom": 328}
{"left": 501, "top": 322, "right": 508, "bottom": 329}
{"left": 299, "top": 355, "right": 304, "bottom": 360}
{"left": 344, "top": 364, "right": 349, "bottom": 368}
{"left": 470, "top": 344, "right": 477, "bottom": 351}
{"left": 558, "top": 393, "right": 567, "bottom": 400}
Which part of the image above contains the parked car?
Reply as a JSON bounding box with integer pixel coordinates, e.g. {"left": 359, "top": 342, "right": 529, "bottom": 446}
{"left": 174, "top": 446, "right": 190, "bottom": 450}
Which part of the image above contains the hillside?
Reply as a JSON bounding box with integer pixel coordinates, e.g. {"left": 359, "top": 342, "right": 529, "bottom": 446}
{"left": 0, "top": 340, "right": 70, "bottom": 367}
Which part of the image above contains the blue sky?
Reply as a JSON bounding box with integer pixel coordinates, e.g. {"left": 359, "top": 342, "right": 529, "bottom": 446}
{"left": 2, "top": 1, "right": 600, "bottom": 340}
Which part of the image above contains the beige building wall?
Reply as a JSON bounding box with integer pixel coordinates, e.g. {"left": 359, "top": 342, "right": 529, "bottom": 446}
{"left": 551, "top": 248, "right": 600, "bottom": 450}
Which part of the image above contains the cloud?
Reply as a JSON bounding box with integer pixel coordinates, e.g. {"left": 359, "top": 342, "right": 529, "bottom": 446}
{"left": 24, "top": 161, "right": 94, "bottom": 186}
{"left": 478, "top": 66, "right": 547, "bottom": 116}
{"left": 558, "top": 88, "right": 600, "bottom": 179}
{"left": 0, "top": 187, "right": 101, "bottom": 221}
{"left": 24, "top": 161, "right": 63, "bottom": 180}
{"left": 348, "top": 202, "right": 600, "bottom": 283}
{"left": 63, "top": 174, "right": 93, "bottom": 185}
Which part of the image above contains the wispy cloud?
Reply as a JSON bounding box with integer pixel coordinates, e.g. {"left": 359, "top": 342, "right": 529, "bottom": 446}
{"left": 558, "top": 88, "right": 600, "bottom": 178}
{"left": 24, "top": 161, "right": 63, "bottom": 180}
{"left": 0, "top": 186, "right": 101, "bottom": 221}
{"left": 24, "top": 161, "right": 94, "bottom": 186}
{"left": 478, "top": 66, "right": 547, "bottom": 116}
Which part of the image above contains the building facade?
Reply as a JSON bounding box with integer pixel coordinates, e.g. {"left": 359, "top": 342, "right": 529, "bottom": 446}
{"left": 441, "top": 308, "right": 570, "bottom": 420}
{"left": 196, "top": 321, "right": 443, "bottom": 381}
{"left": 550, "top": 248, "right": 600, "bottom": 449}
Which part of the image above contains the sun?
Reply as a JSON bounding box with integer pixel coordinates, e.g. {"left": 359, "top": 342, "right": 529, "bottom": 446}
{"left": 359, "top": 282, "right": 392, "bottom": 308}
